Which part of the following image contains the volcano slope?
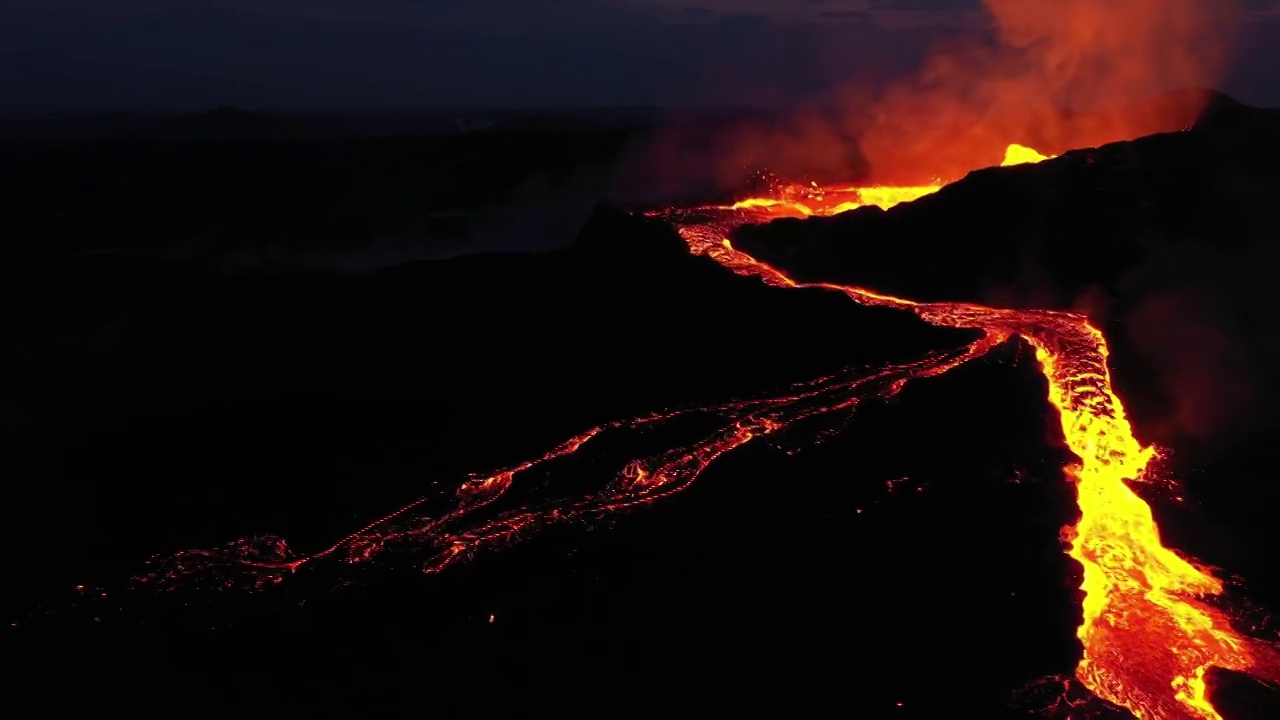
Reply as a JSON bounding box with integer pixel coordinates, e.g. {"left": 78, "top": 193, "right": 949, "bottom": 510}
{"left": 5, "top": 207, "right": 1070, "bottom": 718}
{"left": 731, "top": 95, "right": 1280, "bottom": 555}
{"left": 726, "top": 94, "right": 1280, "bottom": 715}
{"left": 742, "top": 101, "right": 1278, "bottom": 455}
{"left": 5, "top": 98, "right": 1280, "bottom": 718}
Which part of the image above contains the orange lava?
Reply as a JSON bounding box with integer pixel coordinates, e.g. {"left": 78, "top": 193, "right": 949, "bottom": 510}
{"left": 711, "top": 143, "right": 1054, "bottom": 224}
{"left": 131, "top": 141, "right": 1275, "bottom": 719}
{"left": 665, "top": 143, "right": 1277, "bottom": 719}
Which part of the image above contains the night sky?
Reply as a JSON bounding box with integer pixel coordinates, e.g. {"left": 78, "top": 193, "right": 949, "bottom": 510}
{"left": 5, "top": 0, "right": 1280, "bottom": 113}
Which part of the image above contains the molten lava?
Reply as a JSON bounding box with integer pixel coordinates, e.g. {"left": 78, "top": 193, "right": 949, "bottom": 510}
{"left": 656, "top": 143, "right": 1277, "bottom": 720}
{"left": 1003, "top": 143, "right": 1054, "bottom": 166}
{"left": 126, "top": 143, "right": 1275, "bottom": 720}
{"left": 717, "top": 143, "right": 1054, "bottom": 224}
{"left": 679, "top": 237, "right": 1277, "bottom": 720}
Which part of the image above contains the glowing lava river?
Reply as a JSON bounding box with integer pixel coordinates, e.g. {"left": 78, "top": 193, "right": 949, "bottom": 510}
{"left": 132, "top": 143, "right": 1277, "bottom": 719}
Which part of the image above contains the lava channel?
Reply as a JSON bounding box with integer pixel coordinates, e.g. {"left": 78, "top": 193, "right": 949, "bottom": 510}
{"left": 114, "top": 142, "right": 1280, "bottom": 720}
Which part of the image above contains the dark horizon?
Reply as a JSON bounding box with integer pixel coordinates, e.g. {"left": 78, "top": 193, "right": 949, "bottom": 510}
{"left": 6, "top": 1, "right": 1280, "bottom": 116}
{"left": 0, "top": 104, "right": 763, "bottom": 122}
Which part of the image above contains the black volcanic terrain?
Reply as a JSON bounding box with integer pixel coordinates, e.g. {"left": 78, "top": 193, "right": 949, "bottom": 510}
{"left": 0, "top": 107, "right": 634, "bottom": 262}
{"left": 733, "top": 93, "right": 1280, "bottom": 616}
{"left": 5, "top": 97, "right": 1280, "bottom": 719}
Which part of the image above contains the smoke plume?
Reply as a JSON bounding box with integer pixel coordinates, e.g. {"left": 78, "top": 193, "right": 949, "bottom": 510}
{"left": 621, "top": 0, "right": 1243, "bottom": 200}
{"left": 860, "top": 0, "right": 1242, "bottom": 183}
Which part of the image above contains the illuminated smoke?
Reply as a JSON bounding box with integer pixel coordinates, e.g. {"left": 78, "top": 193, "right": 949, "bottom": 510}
{"left": 858, "top": 0, "right": 1241, "bottom": 183}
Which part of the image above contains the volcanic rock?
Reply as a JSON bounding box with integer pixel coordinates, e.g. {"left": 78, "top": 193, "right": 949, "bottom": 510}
{"left": 731, "top": 98, "right": 1280, "bottom": 454}
{"left": 732, "top": 98, "right": 1280, "bottom": 309}
{"left": 5, "top": 95, "right": 1279, "bottom": 720}
{"left": 730, "top": 98, "right": 1280, "bottom": 702}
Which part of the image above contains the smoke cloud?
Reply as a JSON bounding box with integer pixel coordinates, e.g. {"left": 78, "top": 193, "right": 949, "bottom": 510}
{"left": 621, "top": 0, "right": 1243, "bottom": 199}
{"left": 1111, "top": 237, "right": 1280, "bottom": 455}
{"left": 860, "top": 0, "right": 1243, "bottom": 183}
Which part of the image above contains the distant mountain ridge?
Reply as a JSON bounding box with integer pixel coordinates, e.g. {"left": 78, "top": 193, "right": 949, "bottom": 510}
{"left": 0, "top": 105, "right": 763, "bottom": 143}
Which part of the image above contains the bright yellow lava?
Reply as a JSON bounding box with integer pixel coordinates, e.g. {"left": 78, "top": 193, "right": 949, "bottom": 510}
{"left": 719, "top": 144, "right": 1053, "bottom": 222}
{"left": 1002, "top": 143, "right": 1054, "bottom": 166}
{"left": 668, "top": 143, "right": 1278, "bottom": 719}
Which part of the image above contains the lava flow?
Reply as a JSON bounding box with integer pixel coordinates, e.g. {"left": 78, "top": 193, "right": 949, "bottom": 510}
{"left": 717, "top": 144, "right": 1051, "bottom": 222}
{"left": 658, "top": 143, "right": 1279, "bottom": 720}
{"left": 665, "top": 143, "right": 1280, "bottom": 719}
{"left": 119, "top": 142, "right": 1274, "bottom": 719}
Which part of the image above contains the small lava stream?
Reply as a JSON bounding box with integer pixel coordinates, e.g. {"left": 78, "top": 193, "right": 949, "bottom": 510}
{"left": 108, "top": 143, "right": 1277, "bottom": 719}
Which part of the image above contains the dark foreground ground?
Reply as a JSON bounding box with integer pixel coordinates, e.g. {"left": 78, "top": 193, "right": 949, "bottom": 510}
{"left": 4, "top": 98, "right": 1280, "bottom": 718}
